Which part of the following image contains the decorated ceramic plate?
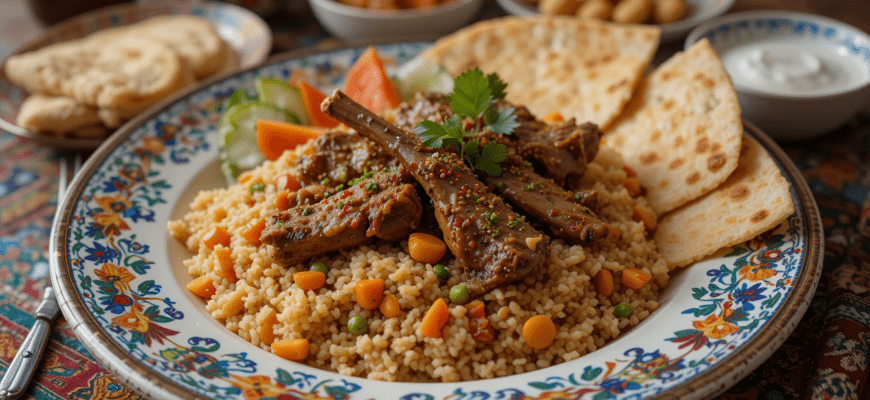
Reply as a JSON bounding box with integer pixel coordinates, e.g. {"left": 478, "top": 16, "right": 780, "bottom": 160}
{"left": 0, "top": 0, "right": 272, "bottom": 151}
{"left": 494, "top": 0, "right": 736, "bottom": 43}
{"left": 50, "top": 43, "right": 822, "bottom": 400}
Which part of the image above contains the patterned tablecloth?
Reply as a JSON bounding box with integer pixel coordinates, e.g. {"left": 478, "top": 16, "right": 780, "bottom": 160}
{"left": 1, "top": 1, "right": 870, "bottom": 399}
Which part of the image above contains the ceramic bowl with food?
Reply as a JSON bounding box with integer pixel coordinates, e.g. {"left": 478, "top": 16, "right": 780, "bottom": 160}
{"left": 307, "top": 0, "right": 484, "bottom": 43}
{"left": 495, "top": 0, "right": 735, "bottom": 42}
{"left": 686, "top": 11, "right": 870, "bottom": 140}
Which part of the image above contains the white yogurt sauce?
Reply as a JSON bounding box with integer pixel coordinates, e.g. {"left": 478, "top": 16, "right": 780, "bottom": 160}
{"left": 720, "top": 40, "right": 868, "bottom": 95}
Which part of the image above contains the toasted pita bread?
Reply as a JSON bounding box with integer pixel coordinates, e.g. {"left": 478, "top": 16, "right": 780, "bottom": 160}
{"left": 654, "top": 134, "right": 795, "bottom": 267}
{"left": 604, "top": 39, "right": 743, "bottom": 215}
{"left": 419, "top": 16, "right": 660, "bottom": 130}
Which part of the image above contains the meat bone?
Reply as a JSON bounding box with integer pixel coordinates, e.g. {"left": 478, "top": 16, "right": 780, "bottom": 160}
{"left": 322, "top": 90, "right": 549, "bottom": 293}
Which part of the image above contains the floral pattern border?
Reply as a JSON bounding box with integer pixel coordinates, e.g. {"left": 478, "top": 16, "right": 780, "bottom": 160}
{"left": 58, "top": 43, "right": 808, "bottom": 399}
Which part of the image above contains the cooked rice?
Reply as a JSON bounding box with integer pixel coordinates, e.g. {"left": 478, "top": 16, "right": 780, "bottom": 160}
{"left": 167, "top": 142, "right": 669, "bottom": 382}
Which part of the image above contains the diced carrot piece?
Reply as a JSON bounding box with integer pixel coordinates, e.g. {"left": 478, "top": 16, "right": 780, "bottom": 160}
{"left": 522, "top": 315, "right": 556, "bottom": 349}
{"left": 202, "top": 226, "right": 230, "bottom": 250}
{"left": 214, "top": 247, "right": 237, "bottom": 282}
{"left": 272, "top": 338, "right": 310, "bottom": 361}
{"left": 222, "top": 290, "right": 245, "bottom": 317}
{"left": 256, "top": 119, "right": 326, "bottom": 161}
{"left": 408, "top": 233, "right": 447, "bottom": 264}
{"left": 344, "top": 47, "right": 402, "bottom": 114}
{"left": 274, "top": 174, "right": 302, "bottom": 192}
{"left": 240, "top": 218, "right": 266, "bottom": 246}
{"left": 595, "top": 269, "right": 614, "bottom": 297}
{"left": 186, "top": 275, "right": 216, "bottom": 299}
{"left": 295, "top": 81, "right": 340, "bottom": 128}
{"left": 355, "top": 278, "right": 385, "bottom": 310}
{"left": 275, "top": 191, "right": 291, "bottom": 211}
{"left": 622, "top": 268, "right": 652, "bottom": 290}
{"left": 293, "top": 270, "right": 326, "bottom": 291}
{"left": 466, "top": 300, "right": 486, "bottom": 319}
{"left": 379, "top": 293, "right": 401, "bottom": 318}
{"left": 470, "top": 316, "right": 495, "bottom": 343}
{"left": 632, "top": 205, "right": 657, "bottom": 231}
{"left": 259, "top": 307, "right": 278, "bottom": 345}
{"left": 420, "top": 298, "right": 449, "bottom": 338}
{"left": 542, "top": 111, "right": 564, "bottom": 123}
{"left": 623, "top": 177, "right": 642, "bottom": 197}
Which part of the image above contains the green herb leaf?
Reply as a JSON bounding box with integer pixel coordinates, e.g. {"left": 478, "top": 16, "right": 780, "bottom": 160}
{"left": 450, "top": 68, "right": 493, "bottom": 119}
{"left": 486, "top": 73, "right": 508, "bottom": 100}
{"left": 415, "top": 120, "right": 449, "bottom": 148}
{"left": 441, "top": 115, "right": 467, "bottom": 152}
{"left": 473, "top": 142, "right": 508, "bottom": 177}
{"left": 486, "top": 108, "right": 519, "bottom": 135}
{"left": 463, "top": 139, "right": 481, "bottom": 165}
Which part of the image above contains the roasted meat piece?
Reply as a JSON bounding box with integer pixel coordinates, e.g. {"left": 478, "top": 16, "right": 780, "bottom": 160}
{"left": 261, "top": 171, "right": 422, "bottom": 266}
{"left": 323, "top": 90, "right": 549, "bottom": 293}
{"left": 477, "top": 131, "right": 612, "bottom": 243}
{"left": 395, "top": 93, "right": 602, "bottom": 185}
{"left": 297, "top": 129, "right": 399, "bottom": 187}
{"left": 392, "top": 92, "right": 612, "bottom": 244}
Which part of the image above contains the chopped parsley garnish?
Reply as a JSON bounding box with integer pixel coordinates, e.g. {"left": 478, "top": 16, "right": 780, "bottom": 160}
{"left": 302, "top": 206, "right": 312, "bottom": 216}
{"left": 335, "top": 202, "right": 345, "bottom": 209}
{"left": 414, "top": 69, "right": 517, "bottom": 177}
{"left": 483, "top": 211, "right": 500, "bottom": 225}
{"left": 249, "top": 183, "right": 264, "bottom": 195}
{"left": 365, "top": 182, "right": 377, "bottom": 192}
{"left": 522, "top": 184, "right": 536, "bottom": 191}
{"left": 507, "top": 220, "right": 518, "bottom": 228}
{"left": 320, "top": 177, "right": 330, "bottom": 185}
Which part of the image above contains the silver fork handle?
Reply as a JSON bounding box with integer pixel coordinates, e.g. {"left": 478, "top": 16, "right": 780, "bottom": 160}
{"left": 0, "top": 287, "right": 61, "bottom": 400}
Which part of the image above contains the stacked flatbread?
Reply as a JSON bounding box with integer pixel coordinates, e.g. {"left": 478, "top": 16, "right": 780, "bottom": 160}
{"left": 5, "top": 15, "right": 239, "bottom": 139}
{"left": 422, "top": 16, "right": 795, "bottom": 268}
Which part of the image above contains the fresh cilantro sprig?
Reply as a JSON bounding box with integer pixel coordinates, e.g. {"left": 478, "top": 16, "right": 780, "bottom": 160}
{"left": 414, "top": 68, "right": 519, "bottom": 177}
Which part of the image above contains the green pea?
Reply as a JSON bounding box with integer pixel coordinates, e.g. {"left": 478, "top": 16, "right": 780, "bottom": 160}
{"left": 615, "top": 302, "right": 633, "bottom": 318}
{"left": 433, "top": 264, "right": 450, "bottom": 280}
{"left": 249, "top": 183, "right": 265, "bottom": 195}
{"left": 347, "top": 315, "right": 367, "bottom": 335}
{"left": 449, "top": 284, "right": 470, "bottom": 304}
{"left": 310, "top": 261, "right": 328, "bottom": 274}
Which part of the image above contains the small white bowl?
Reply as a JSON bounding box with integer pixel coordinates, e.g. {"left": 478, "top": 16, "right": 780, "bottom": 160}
{"left": 307, "top": 0, "right": 484, "bottom": 43}
{"left": 686, "top": 11, "right": 870, "bottom": 140}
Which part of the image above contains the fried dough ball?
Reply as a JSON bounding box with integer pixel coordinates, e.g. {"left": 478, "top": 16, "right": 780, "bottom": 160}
{"left": 577, "top": 0, "right": 613, "bottom": 20}
{"left": 612, "top": 0, "right": 653, "bottom": 23}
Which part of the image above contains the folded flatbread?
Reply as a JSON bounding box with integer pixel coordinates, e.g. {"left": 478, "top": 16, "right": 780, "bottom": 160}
{"left": 419, "top": 16, "right": 660, "bottom": 130}
{"left": 654, "top": 134, "right": 795, "bottom": 267}
{"left": 604, "top": 39, "right": 743, "bottom": 215}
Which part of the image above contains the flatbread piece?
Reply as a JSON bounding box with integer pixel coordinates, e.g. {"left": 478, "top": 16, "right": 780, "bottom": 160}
{"left": 654, "top": 134, "right": 795, "bottom": 267}
{"left": 603, "top": 39, "right": 743, "bottom": 215}
{"left": 419, "top": 16, "right": 660, "bottom": 130}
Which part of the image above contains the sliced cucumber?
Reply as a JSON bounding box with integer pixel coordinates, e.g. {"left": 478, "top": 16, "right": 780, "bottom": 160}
{"left": 255, "top": 77, "right": 310, "bottom": 125}
{"left": 392, "top": 58, "right": 455, "bottom": 101}
{"left": 226, "top": 88, "right": 253, "bottom": 109}
{"left": 218, "top": 101, "right": 301, "bottom": 185}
